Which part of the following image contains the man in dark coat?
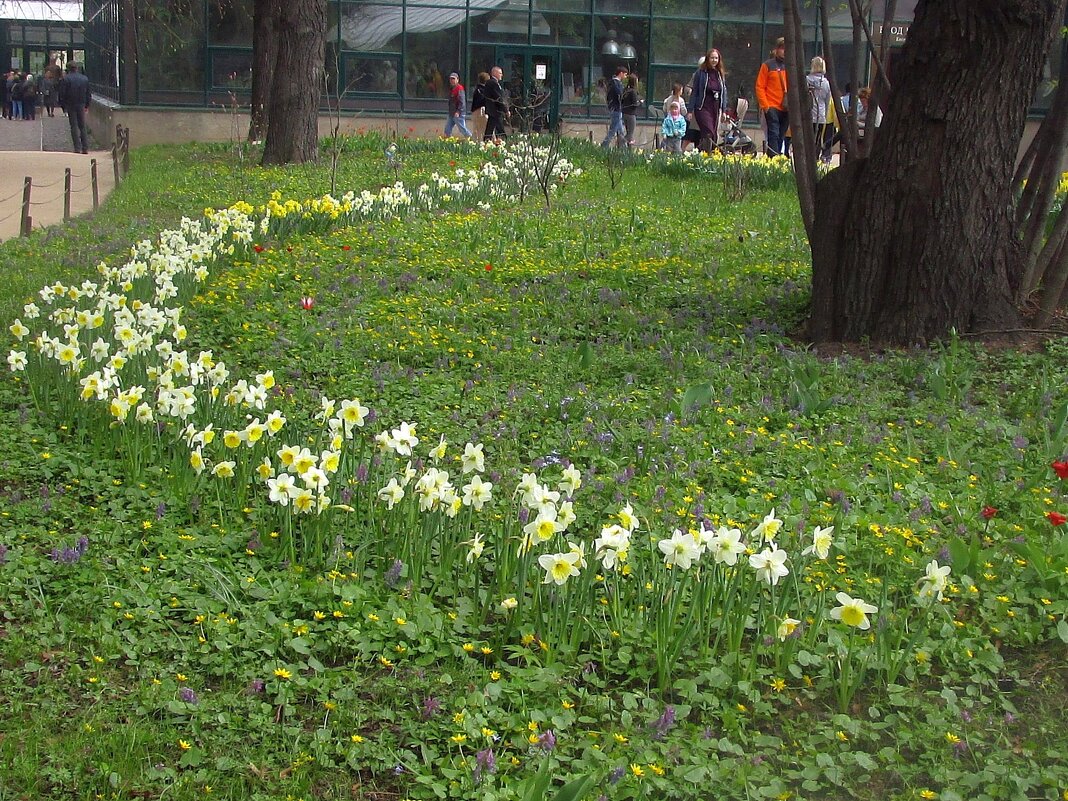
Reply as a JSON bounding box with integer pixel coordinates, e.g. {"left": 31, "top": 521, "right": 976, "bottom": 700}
{"left": 59, "top": 62, "right": 92, "bottom": 154}
{"left": 482, "top": 65, "right": 508, "bottom": 144}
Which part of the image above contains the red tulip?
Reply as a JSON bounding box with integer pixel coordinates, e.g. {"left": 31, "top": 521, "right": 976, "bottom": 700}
{"left": 342, "top": 245, "right": 352, "bottom": 251}
{"left": 253, "top": 244, "right": 264, "bottom": 253}
{"left": 1052, "top": 460, "right": 1068, "bottom": 479}
{"left": 1047, "top": 511, "right": 1067, "bottom": 526}
{"left": 300, "top": 296, "right": 315, "bottom": 310}
{"left": 981, "top": 506, "right": 997, "bottom": 520}
{"left": 484, "top": 264, "right": 492, "bottom": 271}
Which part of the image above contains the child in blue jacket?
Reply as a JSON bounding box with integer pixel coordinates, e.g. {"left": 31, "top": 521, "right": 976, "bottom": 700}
{"left": 661, "top": 102, "right": 687, "bottom": 153}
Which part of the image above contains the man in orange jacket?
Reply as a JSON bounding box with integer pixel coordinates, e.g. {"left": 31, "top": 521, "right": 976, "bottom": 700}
{"left": 755, "top": 37, "right": 788, "bottom": 157}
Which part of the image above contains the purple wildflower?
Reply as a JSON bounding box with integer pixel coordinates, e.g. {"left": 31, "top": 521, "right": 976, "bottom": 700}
{"left": 421, "top": 696, "right": 442, "bottom": 720}
{"left": 384, "top": 559, "right": 404, "bottom": 588}
{"left": 474, "top": 747, "right": 497, "bottom": 781}
{"left": 355, "top": 463, "right": 369, "bottom": 483}
{"left": 156, "top": 502, "right": 167, "bottom": 520}
{"left": 537, "top": 729, "right": 556, "bottom": 752}
{"left": 178, "top": 687, "right": 199, "bottom": 704}
{"left": 246, "top": 679, "right": 265, "bottom": 695}
{"left": 608, "top": 766, "right": 626, "bottom": 784}
{"left": 650, "top": 705, "right": 676, "bottom": 740}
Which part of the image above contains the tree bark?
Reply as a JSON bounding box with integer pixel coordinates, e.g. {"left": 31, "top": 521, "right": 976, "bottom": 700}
{"left": 809, "top": 0, "right": 1062, "bottom": 345}
{"left": 261, "top": 0, "right": 326, "bottom": 165}
{"left": 248, "top": 0, "right": 277, "bottom": 142}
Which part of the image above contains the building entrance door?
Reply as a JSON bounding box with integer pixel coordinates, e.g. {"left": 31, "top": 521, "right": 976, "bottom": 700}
{"left": 496, "top": 46, "right": 560, "bottom": 133}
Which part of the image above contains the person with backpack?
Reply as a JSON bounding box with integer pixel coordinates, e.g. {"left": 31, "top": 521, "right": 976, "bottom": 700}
{"left": 21, "top": 74, "right": 37, "bottom": 121}
{"left": 806, "top": 56, "right": 833, "bottom": 163}
{"left": 10, "top": 74, "right": 24, "bottom": 120}
{"left": 621, "top": 74, "right": 643, "bottom": 148}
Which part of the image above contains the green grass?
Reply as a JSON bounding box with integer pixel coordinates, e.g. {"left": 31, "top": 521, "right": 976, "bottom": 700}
{"left": 0, "top": 137, "right": 1066, "bottom": 801}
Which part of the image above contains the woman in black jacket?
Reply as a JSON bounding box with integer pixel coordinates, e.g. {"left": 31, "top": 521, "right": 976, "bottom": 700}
{"left": 21, "top": 74, "right": 37, "bottom": 121}
{"left": 621, "top": 75, "right": 642, "bottom": 148}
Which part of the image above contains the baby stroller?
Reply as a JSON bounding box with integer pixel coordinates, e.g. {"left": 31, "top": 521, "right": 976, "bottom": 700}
{"left": 718, "top": 97, "right": 757, "bottom": 156}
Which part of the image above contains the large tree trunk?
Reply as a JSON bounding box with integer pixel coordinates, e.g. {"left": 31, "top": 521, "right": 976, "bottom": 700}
{"left": 261, "top": 0, "right": 326, "bottom": 165}
{"left": 248, "top": 0, "right": 277, "bottom": 142}
{"left": 809, "top": 0, "right": 1062, "bottom": 344}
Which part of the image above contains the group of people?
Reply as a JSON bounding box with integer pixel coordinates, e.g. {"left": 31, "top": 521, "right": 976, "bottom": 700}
{"left": 1, "top": 62, "right": 93, "bottom": 154}
{"left": 443, "top": 66, "right": 510, "bottom": 144}
{"left": 3, "top": 69, "right": 55, "bottom": 121}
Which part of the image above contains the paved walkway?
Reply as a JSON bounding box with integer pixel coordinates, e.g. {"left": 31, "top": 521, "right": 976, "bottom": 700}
{"left": 0, "top": 113, "right": 117, "bottom": 241}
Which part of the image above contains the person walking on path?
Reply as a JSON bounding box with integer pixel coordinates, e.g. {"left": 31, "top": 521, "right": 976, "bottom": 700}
{"left": 40, "top": 68, "right": 57, "bottom": 117}
{"left": 621, "top": 74, "right": 642, "bottom": 148}
{"left": 444, "top": 72, "right": 472, "bottom": 138}
{"left": 482, "top": 66, "right": 508, "bottom": 143}
{"left": 690, "top": 48, "right": 728, "bottom": 153}
{"left": 600, "top": 66, "right": 628, "bottom": 149}
{"left": 59, "top": 62, "right": 91, "bottom": 154}
{"left": 755, "top": 37, "right": 788, "bottom": 157}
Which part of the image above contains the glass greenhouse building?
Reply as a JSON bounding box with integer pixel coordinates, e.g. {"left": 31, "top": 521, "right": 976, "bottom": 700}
{"left": 83, "top": 0, "right": 927, "bottom": 126}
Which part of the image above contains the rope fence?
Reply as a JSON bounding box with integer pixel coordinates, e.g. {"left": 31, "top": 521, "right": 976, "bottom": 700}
{"left": 6, "top": 125, "right": 130, "bottom": 237}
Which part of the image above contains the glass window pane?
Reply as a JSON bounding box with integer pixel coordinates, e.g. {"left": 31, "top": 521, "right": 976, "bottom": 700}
{"left": 403, "top": 23, "right": 464, "bottom": 108}
{"left": 338, "top": 2, "right": 403, "bottom": 51}
{"left": 559, "top": 48, "right": 591, "bottom": 107}
{"left": 540, "top": 13, "right": 590, "bottom": 47}
{"left": 541, "top": 0, "right": 590, "bottom": 10}
{"left": 595, "top": 0, "right": 648, "bottom": 13}
{"left": 470, "top": 7, "right": 528, "bottom": 44}
{"left": 655, "top": 0, "right": 708, "bottom": 15}
{"left": 592, "top": 16, "right": 648, "bottom": 114}
{"left": 207, "top": 0, "right": 253, "bottom": 46}
{"left": 25, "top": 26, "right": 48, "bottom": 44}
{"left": 137, "top": 1, "right": 205, "bottom": 92}
{"left": 710, "top": 22, "right": 761, "bottom": 105}
{"left": 209, "top": 51, "right": 253, "bottom": 89}
{"left": 651, "top": 66, "right": 699, "bottom": 110}
{"left": 344, "top": 55, "right": 399, "bottom": 94}
{"left": 652, "top": 19, "right": 707, "bottom": 64}
{"left": 712, "top": 0, "right": 761, "bottom": 21}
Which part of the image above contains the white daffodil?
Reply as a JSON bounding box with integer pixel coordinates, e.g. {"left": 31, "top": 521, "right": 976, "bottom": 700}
{"left": 461, "top": 442, "right": 485, "bottom": 474}
{"left": 617, "top": 503, "right": 640, "bottom": 533}
{"left": 749, "top": 547, "right": 789, "bottom": 585}
{"left": 751, "top": 509, "right": 783, "bottom": 545}
{"left": 465, "top": 532, "right": 485, "bottom": 563}
{"left": 462, "top": 475, "right": 493, "bottom": 510}
{"left": 830, "top": 592, "right": 878, "bottom": 630}
{"left": 523, "top": 508, "right": 563, "bottom": 546}
{"left": 558, "top": 464, "right": 582, "bottom": 495}
{"left": 801, "top": 525, "right": 835, "bottom": 560}
{"left": 268, "top": 473, "right": 297, "bottom": 505}
{"left": 499, "top": 597, "right": 518, "bottom": 612}
{"left": 537, "top": 551, "right": 582, "bottom": 586}
{"left": 917, "top": 560, "right": 952, "bottom": 602}
{"left": 658, "top": 529, "right": 702, "bottom": 570}
{"left": 777, "top": 617, "right": 801, "bottom": 641}
{"left": 429, "top": 434, "right": 447, "bottom": 461}
{"left": 708, "top": 526, "right": 746, "bottom": 566}
{"left": 7, "top": 350, "right": 27, "bottom": 371}
{"left": 212, "top": 461, "right": 236, "bottom": 478}
{"left": 377, "top": 477, "right": 405, "bottom": 510}
{"left": 389, "top": 422, "right": 419, "bottom": 456}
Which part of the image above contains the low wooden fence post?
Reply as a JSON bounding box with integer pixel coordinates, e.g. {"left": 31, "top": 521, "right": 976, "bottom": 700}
{"left": 91, "top": 160, "right": 99, "bottom": 210}
{"left": 63, "top": 168, "right": 72, "bottom": 222}
{"left": 20, "top": 177, "right": 32, "bottom": 236}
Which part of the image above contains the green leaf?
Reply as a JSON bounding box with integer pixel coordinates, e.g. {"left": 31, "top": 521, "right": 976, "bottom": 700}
{"left": 1057, "top": 618, "right": 1068, "bottom": 644}
{"left": 288, "top": 637, "right": 311, "bottom": 655}
{"left": 681, "top": 383, "right": 713, "bottom": 414}
{"left": 576, "top": 341, "right": 594, "bottom": 369}
{"left": 551, "top": 774, "right": 597, "bottom": 801}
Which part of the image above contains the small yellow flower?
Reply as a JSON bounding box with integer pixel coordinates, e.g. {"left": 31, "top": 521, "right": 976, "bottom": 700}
{"left": 453, "top": 711, "right": 465, "bottom": 724}
{"left": 835, "top": 730, "right": 848, "bottom": 742}
{"left": 274, "top": 668, "right": 292, "bottom": 680}
{"left": 489, "top": 670, "right": 501, "bottom": 681}
{"left": 322, "top": 701, "right": 337, "bottom": 711}
{"left": 945, "top": 732, "right": 961, "bottom": 745}
{"left": 919, "top": 791, "right": 937, "bottom": 800}
{"left": 367, "top": 613, "right": 380, "bottom": 622}
{"left": 462, "top": 643, "right": 475, "bottom": 653}
{"left": 649, "top": 764, "right": 665, "bottom": 776}
{"left": 561, "top": 700, "right": 575, "bottom": 709}
{"left": 630, "top": 764, "right": 644, "bottom": 778}
{"left": 176, "top": 673, "right": 187, "bottom": 682}
{"left": 451, "top": 734, "right": 467, "bottom": 743}
{"left": 350, "top": 734, "right": 365, "bottom": 743}
{"left": 394, "top": 617, "right": 406, "bottom": 626}
{"left": 613, "top": 733, "right": 628, "bottom": 743}
{"left": 480, "top": 646, "right": 492, "bottom": 655}
{"left": 770, "top": 677, "right": 786, "bottom": 692}
{"left": 378, "top": 656, "right": 394, "bottom": 668}
{"left": 313, "top": 611, "right": 326, "bottom": 620}
{"left": 178, "top": 739, "right": 192, "bottom": 751}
